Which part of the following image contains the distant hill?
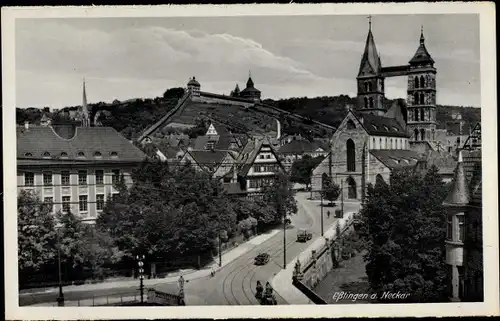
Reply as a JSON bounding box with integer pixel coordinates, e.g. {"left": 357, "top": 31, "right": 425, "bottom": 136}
{"left": 16, "top": 89, "right": 481, "bottom": 139}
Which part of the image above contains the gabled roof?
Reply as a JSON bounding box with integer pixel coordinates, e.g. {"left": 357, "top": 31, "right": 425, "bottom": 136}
{"left": 353, "top": 111, "right": 408, "bottom": 138}
{"left": 187, "top": 150, "right": 228, "bottom": 171}
{"left": 17, "top": 126, "right": 146, "bottom": 166}
{"left": 409, "top": 30, "right": 435, "bottom": 65}
{"left": 358, "top": 28, "right": 382, "bottom": 76}
{"left": 279, "top": 139, "right": 321, "bottom": 155}
{"left": 462, "top": 123, "right": 481, "bottom": 151}
{"left": 369, "top": 150, "right": 422, "bottom": 170}
{"left": 238, "top": 137, "right": 283, "bottom": 176}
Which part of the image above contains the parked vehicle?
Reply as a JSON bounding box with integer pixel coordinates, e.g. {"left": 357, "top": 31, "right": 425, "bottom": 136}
{"left": 296, "top": 229, "right": 313, "bottom": 242}
{"left": 254, "top": 253, "right": 270, "bottom": 266}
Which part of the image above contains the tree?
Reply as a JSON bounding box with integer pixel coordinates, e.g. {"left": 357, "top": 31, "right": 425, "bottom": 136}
{"left": 321, "top": 174, "right": 340, "bottom": 206}
{"left": 97, "top": 161, "right": 237, "bottom": 263}
{"left": 17, "top": 190, "right": 57, "bottom": 271}
{"left": 163, "top": 87, "right": 185, "bottom": 100}
{"left": 290, "top": 155, "right": 325, "bottom": 189}
{"left": 262, "top": 171, "right": 298, "bottom": 223}
{"left": 361, "top": 165, "right": 448, "bottom": 303}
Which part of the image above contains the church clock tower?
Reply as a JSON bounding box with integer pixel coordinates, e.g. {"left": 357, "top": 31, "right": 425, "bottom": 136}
{"left": 407, "top": 27, "right": 437, "bottom": 143}
{"left": 356, "top": 18, "right": 386, "bottom": 116}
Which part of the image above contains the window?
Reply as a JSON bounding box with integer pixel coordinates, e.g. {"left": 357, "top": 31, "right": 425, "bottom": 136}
{"left": 79, "top": 195, "right": 88, "bottom": 213}
{"left": 205, "top": 142, "right": 215, "bottom": 150}
{"left": 458, "top": 215, "right": 465, "bottom": 242}
{"left": 372, "top": 137, "right": 376, "bottom": 149}
{"left": 379, "top": 138, "right": 382, "bottom": 148}
{"left": 414, "top": 129, "right": 419, "bottom": 141}
{"left": 346, "top": 120, "right": 356, "bottom": 130}
{"left": 253, "top": 165, "right": 261, "bottom": 173}
{"left": 446, "top": 216, "right": 453, "bottom": 240}
{"left": 112, "top": 169, "right": 120, "bottom": 185}
{"left": 420, "top": 75, "right": 425, "bottom": 88}
{"left": 42, "top": 151, "right": 51, "bottom": 158}
{"left": 44, "top": 197, "right": 54, "bottom": 213}
{"left": 259, "top": 155, "right": 264, "bottom": 159}
{"left": 420, "top": 108, "right": 425, "bottom": 121}
{"left": 420, "top": 129, "right": 426, "bottom": 141}
{"left": 94, "top": 151, "right": 102, "bottom": 157}
{"left": 77, "top": 151, "right": 85, "bottom": 157}
{"left": 414, "top": 92, "right": 419, "bottom": 105}
{"left": 364, "top": 82, "right": 369, "bottom": 92}
{"left": 367, "top": 83, "right": 372, "bottom": 92}
{"left": 415, "top": 109, "right": 419, "bottom": 121}
{"left": 420, "top": 93, "right": 425, "bottom": 105}
{"left": 96, "top": 194, "right": 105, "bottom": 211}
{"left": 369, "top": 97, "right": 374, "bottom": 108}
{"left": 24, "top": 152, "right": 33, "bottom": 157}
{"left": 364, "top": 97, "right": 368, "bottom": 108}
{"left": 397, "top": 139, "right": 400, "bottom": 149}
{"left": 414, "top": 76, "right": 420, "bottom": 88}
{"left": 265, "top": 154, "right": 271, "bottom": 159}
{"left": 110, "top": 151, "right": 118, "bottom": 157}
{"left": 62, "top": 196, "right": 71, "bottom": 213}
{"left": 78, "top": 170, "right": 87, "bottom": 185}
{"left": 95, "top": 170, "right": 104, "bottom": 185}
{"left": 346, "top": 139, "right": 356, "bottom": 172}
{"left": 60, "top": 152, "right": 68, "bottom": 158}
{"left": 24, "top": 172, "right": 34, "bottom": 186}
{"left": 61, "top": 171, "right": 70, "bottom": 186}
{"left": 43, "top": 172, "right": 53, "bottom": 186}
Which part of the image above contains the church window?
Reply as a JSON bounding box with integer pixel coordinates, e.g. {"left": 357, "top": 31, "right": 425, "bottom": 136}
{"left": 414, "top": 129, "right": 419, "bottom": 141}
{"left": 420, "top": 108, "right": 425, "bottom": 121}
{"left": 369, "top": 97, "right": 374, "bottom": 108}
{"left": 414, "top": 76, "right": 420, "bottom": 88}
{"left": 364, "top": 97, "right": 368, "bottom": 108}
{"left": 372, "top": 137, "right": 376, "bottom": 149}
{"left": 346, "top": 120, "right": 356, "bottom": 130}
{"left": 414, "top": 92, "right": 419, "bottom": 105}
{"left": 414, "top": 109, "right": 419, "bottom": 121}
{"left": 346, "top": 139, "right": 356, "bottom": 172}
{"left": 364, "top": 82, "right": 369, "bottom": 92}
{"left": 375, "top": 174, "right": 386, "bottom": 188}
{"left": 420, "top": 129, "right": 426, "bottom": 141}
{"left": 379, "top": 138, "right": 382, "bottom": 149}
{"left": 420, "top": 93, "right": 425, "bottom": 105}
{"left": 368, "top": 83, "right": 372, "bottom": 92}
{"left": 420, "top": 75, "right": 426, "bottom": 88}
{"left": 347, "top": 177, "right": 357, "bottom": 199}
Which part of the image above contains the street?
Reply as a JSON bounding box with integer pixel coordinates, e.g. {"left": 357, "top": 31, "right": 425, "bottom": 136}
{"left": 19, "top": 192, "right": 360, "bottom": 306}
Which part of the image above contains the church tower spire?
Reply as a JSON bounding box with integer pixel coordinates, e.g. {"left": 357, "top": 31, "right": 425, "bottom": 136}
{"left": 356, "top": 17, "right": 386, "bottom": 116}
{"left": 407, "top": 26, "right": 437, "bottom": 144}
{"left": 81, "top": 78, "right": 90, "bottom": 127}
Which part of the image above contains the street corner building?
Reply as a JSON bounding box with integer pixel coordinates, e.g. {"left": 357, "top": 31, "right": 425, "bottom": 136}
{"left": 16, "top": 122, "right": 147, "bottom": 223}
{"left": 311, "top": 24, "right": 460, "bottom": 200}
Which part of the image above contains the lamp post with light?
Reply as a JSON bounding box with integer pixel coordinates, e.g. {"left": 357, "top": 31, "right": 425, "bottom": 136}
{"left": 55, "top": 222, "right": 65, "bottom": 307}
{"left": 136, "top": 254, "right": 145, "bottom": 304}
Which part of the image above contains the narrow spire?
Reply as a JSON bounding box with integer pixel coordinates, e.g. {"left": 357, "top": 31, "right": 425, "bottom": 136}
{"left": 249, "top": 70, "right": 252, "bottom": 78}
{"left": 358, "top": 20, "right": 381, "bottom": 76}
{"left": 368, "top": 15, "right": 372, "bottom": 31}
{"left": 420, "top": 25, "right": 425, "bottom": 44}
{"left": 82, "top": 78, "right": 87, "bottom": 112}
{"left": 444, "top": 149, "right": 470, "bottom": 205}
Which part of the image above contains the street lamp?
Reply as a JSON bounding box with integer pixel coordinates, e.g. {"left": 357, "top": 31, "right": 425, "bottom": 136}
{"left": 136, "top": 254, "right": 145, "bottom": 304}
{"left": 55, "top": 222, "right": 64, "bottom": 307}
{"left": 320, "top": 190, "right": 324, "bottom": 236}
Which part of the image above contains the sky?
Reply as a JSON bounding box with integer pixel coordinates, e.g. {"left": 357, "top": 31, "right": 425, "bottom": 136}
{"left": 15, "top": 14, "right": 481, "bottom": 109}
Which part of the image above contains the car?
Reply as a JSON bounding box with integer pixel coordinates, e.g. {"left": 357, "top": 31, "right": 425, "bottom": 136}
{"left": 296, "top": 229, "right": 313, "bottom": 242}
{"left": 254, "top": 252, "right": 270, "bottom": 266}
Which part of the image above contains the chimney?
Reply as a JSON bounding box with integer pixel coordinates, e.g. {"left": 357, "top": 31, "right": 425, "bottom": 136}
{"left": 24, "top": 121, "right": 29, "bottom": 130}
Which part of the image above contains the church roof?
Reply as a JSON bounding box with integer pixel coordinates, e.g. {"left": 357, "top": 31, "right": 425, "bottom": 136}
{"left": 187, "top": 77, "right": 201, "bottom": 87}
{"left": 358, "top": 28, "right": 382, "bottom": 76}
{"left": 409, "top": 29, "right": 435, "bottom": 65}
{"left": 279, "top": 139, "right": 322, "bottom": 155}
{"left": 241, "top": 76, "right": 261, "bottom": 94}
{"left": 443, "top": 152, "right": 470, "bottom": 205}
{"left": 354, "top": 112, "right": 408, "bottom": 138}
{"left": 369, "top": 149, "right": 422, "bottom": 170}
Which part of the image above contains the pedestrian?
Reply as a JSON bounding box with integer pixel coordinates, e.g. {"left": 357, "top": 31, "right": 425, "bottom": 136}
{"left": 327, "top": 210, "right": 331, "bottom": 219}
{"left": 255, "top": 280, "right": 263, "bottom": 301}
{"left": 211, "top": 266, "right": 216, "bottom": 277}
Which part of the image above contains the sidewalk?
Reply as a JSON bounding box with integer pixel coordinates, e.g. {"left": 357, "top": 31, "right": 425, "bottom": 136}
{"left": 271, "top": 211, "right": 355, "bottom": 305}
{"left": 20, "top": 229, "right": 280, "bottom": 297}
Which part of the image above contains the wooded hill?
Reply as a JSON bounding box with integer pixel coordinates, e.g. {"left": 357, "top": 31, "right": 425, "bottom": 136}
{"left": 16, "top": 88, "right": 481, "bottom": 139}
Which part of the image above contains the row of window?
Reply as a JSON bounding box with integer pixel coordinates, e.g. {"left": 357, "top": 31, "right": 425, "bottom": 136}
{"left": 411, "top": 108, "right": 435, "bottom": 122}
{"left": 43, "top": 194, "right": 106, "bottom": 214}
{"left": 24, "top": 169, "right": 121, "bottom": 187}
{"left": 248, "top": 177, "right": 274, "bottom": 189}
{"left": 413, "top": 75, "right": 429, "bottom": 89}
{"left": 25, "top": 151, "right": 118, "bottom": 158}
{"left": 258, "top": 154, "right": 272, "bottom": 160}
{"left": 253, "top": 165, "right": 279, "bottom": 173}
{"left": 413, "top": 128, "right": 436, "bottom": 141}
{"left": 447, "top": 214, "right": 465, "bottom": 242}
{"left": 412, "top": 92, "right": 435, "bottom": 106}
{"left": 370, "top": 137, "right": 407, "bottom": 150}
{"left": 363, "top": 81, "right": 384, "bottom": 92}
{"left": 363, "top": 97, "right": 375, "bottom": 109}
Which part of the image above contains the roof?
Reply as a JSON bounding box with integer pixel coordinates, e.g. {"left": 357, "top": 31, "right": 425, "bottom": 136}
{"left": 17, "top": 125, "right": 147, "bottom": 166}
{"left": 369, "top": 149, "right": 422, "bottom": 170}
{"left": 358, "top": 29, "right": 382, "bottom": 76}
{"left": 279, "top": 139, "right": 322, "bottom": 155}
{"left": 187, "top": 150, "right": 228, "bottom": 170}
{"left": 354, "top": 112, "right": 408, "bottom": 137}
{"left": 462, "top": 149, "right": 482, "bottom": 205}
{"left": 424, "top": 150, "right": 458, "bottom": 175}
{"left": 409, "top": 31, "right": 435, "bottom": 65}
{"left": 238, "top": 137, "right": 283, "bottom": 176}
{"left": 444, "top": 152, "right": 470, "bottom": 205}
{"left": 187, "top": 77, "right": 200, "bottom": 87}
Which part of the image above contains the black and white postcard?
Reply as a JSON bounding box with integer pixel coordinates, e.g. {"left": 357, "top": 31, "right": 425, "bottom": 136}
{"left": 2, "top": 2, "right": 498, "bottom": 319}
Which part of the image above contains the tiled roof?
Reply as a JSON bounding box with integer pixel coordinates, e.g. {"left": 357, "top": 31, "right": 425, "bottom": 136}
{"left": 424, "top": 150, "right": 458, "bottom": 175}
{"left": 369, "top": 149, "right": 422, "bottom": 170}
{"left": 17, "top": 126, "right": 146, "bottom": 166}
{"left": 354, "top": 112, "right": 408, "bottom": 138}
{"left": 188, "top": 150, "right": 228, "bottom": 170}
{"left": 444, "top": 156, "right": 470, "bottom": 205}
{"left": 358, "top": 29, "right": 382, "bottom": 76}
{"left": 409, "top": 32, "right": 435, "bottom": 65}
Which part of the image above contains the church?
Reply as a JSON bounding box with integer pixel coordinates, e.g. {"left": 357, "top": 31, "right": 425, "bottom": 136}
{"left": 311, "top": 21, "right": 456, "bottom": 201}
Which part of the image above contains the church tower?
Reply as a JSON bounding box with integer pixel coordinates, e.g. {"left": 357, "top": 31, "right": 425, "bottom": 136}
{"left": 407, "top": 27, "right": 437, "bottom": 143}
{"left": 356, "top": 19, "right": 386, "bottom": 116}
{"left": 81, "top": 79, "right": 91, "bottom": 127}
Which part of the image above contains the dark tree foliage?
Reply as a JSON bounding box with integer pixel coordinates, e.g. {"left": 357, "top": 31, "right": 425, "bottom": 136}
{"left": 97, "top": 161, "right": 236, "bottom": 261}
{"left": 261, "top": 171, "right": 298, "bottom": 223}
{"left": 290, "top": 155, "right": 325, "bottom": 189}
{"left": 321, "top": 174, "right": 341, "bottom": 205}
{"left": 360, "top": 165, "right": 449, "bottom": 303}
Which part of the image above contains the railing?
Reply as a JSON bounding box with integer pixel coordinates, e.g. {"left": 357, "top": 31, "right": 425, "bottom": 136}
{"left": 22, "top": 290, "right": 142, "bottom": 307}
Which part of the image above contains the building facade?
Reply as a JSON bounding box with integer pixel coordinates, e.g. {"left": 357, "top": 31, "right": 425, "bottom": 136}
{"left": 17, "top": 123, "right": 146, "bottom": 223}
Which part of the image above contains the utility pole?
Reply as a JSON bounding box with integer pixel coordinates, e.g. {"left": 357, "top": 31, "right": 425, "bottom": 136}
{"left": 218, "top": 231, "right": 222, "bottom": 267}
{"left": 56, "top": 225, "right": 65, "bottom": 307}
{"left": 341, "top": 179, "right": 344, "bottom": 217}
{"left": 320, "top": 191, "right": 324, "bottom": 236}
{"left": 282, "top": 203, "right": 286, "bottom": 269}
